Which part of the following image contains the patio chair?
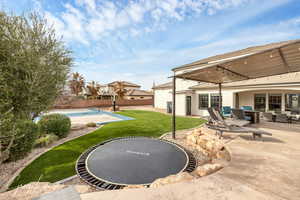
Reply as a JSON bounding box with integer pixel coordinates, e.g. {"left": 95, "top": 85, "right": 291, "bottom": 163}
{"left": 231, "top": 108, "right": 251, "bottom": 121}
{"left": 212, "top": 107, "right": 250, "bottom": 127}
{"left": 241, "top": 106, "right": 253, "bottom": 111}
{"left": 222, "top": 106, "right": 231, "bottom": 118}
{"left": 275, "top": 113, "right": 291, "bottom": 123}
{"left": 262, "top": 112, "right": 273, "bottom": 122}
{"left": 207, "top": 108, "right": 271, "bottom": 139}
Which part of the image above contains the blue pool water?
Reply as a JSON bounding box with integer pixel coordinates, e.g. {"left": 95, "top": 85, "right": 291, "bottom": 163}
{"left": 35, "top": 109, "right": 134, "bottom": 125}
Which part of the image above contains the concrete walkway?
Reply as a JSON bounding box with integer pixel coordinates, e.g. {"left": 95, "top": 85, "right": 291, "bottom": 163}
{"left": 80, "top": 122, "right": 300, "bottom": 200}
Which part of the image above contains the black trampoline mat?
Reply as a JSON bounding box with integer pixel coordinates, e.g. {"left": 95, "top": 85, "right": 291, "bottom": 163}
{"left": 85, "top": 137, "right": 188, "bottom": 185}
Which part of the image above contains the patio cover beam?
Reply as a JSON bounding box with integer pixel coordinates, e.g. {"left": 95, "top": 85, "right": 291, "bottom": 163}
{"left": 216, "top": 65, "right": 250, "bottom": 80}
{"left": 278, "top": 48, "right": 290, "bottom": 73}
{"left": 172, "top": 75, "right": 176, "bottom": 139}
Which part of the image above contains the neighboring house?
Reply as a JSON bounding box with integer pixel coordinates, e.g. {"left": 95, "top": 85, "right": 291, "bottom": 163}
{"left": 125, "top": 89, "right": 153, "bottom": 100}
{"left": 108, "top": 81, "right": 141, "bottom": 90}
{"left": 153, "top": 39, "right": 300, "bottom": 116}
{"left": 83, "top": 81, "right": 144, "bottom": 100}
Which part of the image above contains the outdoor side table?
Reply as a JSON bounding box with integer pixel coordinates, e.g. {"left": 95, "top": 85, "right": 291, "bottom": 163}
{"left": 244, "top": 110, "right": 260, "bottom": 124}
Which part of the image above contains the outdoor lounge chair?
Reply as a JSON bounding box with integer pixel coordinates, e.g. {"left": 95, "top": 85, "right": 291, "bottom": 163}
{"left": 231, "top": 108, "right": 251, "bottom": 121}
{"left": 207, "top": 108, "right": 272, "bottom": 140}
{"left": 211, "top": 107, "right": 250, "bottom": 127}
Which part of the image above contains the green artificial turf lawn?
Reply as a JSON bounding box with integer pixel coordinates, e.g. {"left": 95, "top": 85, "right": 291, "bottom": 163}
{"left": 10, "top": 110, "right": 205, "bottom": 188}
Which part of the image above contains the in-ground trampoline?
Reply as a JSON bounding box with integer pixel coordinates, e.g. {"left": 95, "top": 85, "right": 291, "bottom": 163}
{"left": 76, "top": 137, "right": 196, "bottom": 190}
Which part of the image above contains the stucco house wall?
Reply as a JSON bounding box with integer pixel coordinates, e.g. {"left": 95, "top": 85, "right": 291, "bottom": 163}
{"left": 154, "top": 88, "right": 172, "bottom": 109}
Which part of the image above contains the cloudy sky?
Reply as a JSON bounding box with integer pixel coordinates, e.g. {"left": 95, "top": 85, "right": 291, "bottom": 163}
{"left": 2, "top": 0, "right": 300, "bottom": 89}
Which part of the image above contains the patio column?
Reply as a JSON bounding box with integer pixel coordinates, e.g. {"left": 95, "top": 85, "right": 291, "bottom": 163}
{"left": 218, "top": 83, "right": 222, "bottom": 111}
{"left": 282, "top": 93, "right": 285, "bottom": 112}
{"left": 172, "top": 75, "right": 176, "bottom": 139}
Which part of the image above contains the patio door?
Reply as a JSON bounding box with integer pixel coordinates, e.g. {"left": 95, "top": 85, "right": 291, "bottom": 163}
{"left": 186, "top": 96, "right": 192, "bottom": 116}
{"left": 167, "top": 101, "right": 172, "bottom": 113}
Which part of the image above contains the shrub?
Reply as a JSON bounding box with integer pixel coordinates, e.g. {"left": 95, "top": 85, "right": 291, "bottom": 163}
{"left": 38, "top": 114, "right": 71, "bottom": 138}
{"left": 34, "top": 134, "right": 59, "bottom": 148}
{"left": 86, "top": 122, "right": 97, "bottom": 127}
{"left": 9, "top": 120, "right": 38, "bottom": 161}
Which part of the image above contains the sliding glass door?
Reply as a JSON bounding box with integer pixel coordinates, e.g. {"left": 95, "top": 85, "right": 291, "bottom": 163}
{"left": 254, "top": 94, "right": 266, "bottom": 112}
{"left": 269, "top": 94, "right": 282, "bottom": 112}
{"left": 285, "top": 94, "right": 300, "bottom": 114}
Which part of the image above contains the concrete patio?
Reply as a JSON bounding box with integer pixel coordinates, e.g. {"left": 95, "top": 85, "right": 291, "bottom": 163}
{"left": 80, "top": 121, "right": 300, "bottom": 200}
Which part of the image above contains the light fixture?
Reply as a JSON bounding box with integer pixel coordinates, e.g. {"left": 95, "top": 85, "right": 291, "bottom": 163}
{"left": 270, "top": 54, "right": 273, "bottom": 58}
{"left": 244, "top": 60, "right": 247, "bottom": 65}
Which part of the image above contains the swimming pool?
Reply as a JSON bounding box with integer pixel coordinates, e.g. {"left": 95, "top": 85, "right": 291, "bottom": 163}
{"left": 36, "top": 108, "right": 134, "bottom": 125}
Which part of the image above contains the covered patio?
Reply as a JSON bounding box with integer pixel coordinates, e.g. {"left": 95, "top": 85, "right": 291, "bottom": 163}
{"left": 171, "top": 39, "right": 300, "bottom": 138}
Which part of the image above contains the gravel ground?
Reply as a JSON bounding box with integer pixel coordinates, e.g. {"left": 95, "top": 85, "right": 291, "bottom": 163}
{"left": 0, "top": 125, "right": 99, "bottom": 191}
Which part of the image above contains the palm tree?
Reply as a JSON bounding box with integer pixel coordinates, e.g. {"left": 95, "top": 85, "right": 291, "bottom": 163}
{"left": 86, "top": 81, "right": 101, "bottom": 99}
{"left": 112, "top": 81, "right": 127, "bottom": 100}
{"left": 69, "top": 72, "right": 85, "bottom": 96}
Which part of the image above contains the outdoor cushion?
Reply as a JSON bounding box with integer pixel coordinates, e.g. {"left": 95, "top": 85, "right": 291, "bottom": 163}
{"left": 222, "top": 106, "right": 231, "bottom": 117}
{"left": 241, "top": 106, "right": 253, "bottom": 111}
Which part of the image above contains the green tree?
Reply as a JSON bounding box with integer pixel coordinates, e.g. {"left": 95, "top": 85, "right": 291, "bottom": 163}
{"left": 0, "top": 12, "right": 72, "bottom": 120}
{"left": 0, "top": 12, "right": 72, "bottom": 162}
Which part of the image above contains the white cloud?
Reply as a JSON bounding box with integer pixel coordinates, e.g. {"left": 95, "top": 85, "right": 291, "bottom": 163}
{"left": 36, "top": 0, "right": 255, "bottom": 45}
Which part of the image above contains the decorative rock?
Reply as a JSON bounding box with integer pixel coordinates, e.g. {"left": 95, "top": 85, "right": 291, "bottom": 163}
{"left": 195, "top": 163, "right": 223, "bottom": 177}
{"left": 216, "top": 150, "right": 231, "bottom": 161}
{"left": 191, "top": 128, "right": 202, "bottom": 136}
{"left": 150, "top": 172, "right": 194, "bottom": 188}
{"left": 186, "top": 134, "right": 197, "bottom": 145}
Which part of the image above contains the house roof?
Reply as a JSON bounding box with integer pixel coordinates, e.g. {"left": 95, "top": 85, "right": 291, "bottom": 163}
{"left": 108, "top": 81, "right": 141, "bottom": 88}
{"left": 126, "top": 89, "right": 153, "bottom": 96}
{"left": 152, "top": 81, "right": 172, "bottom": 89}
{"left": 173, "top": 39, "right": 300, "bottom": 84}
{"left": 189, "top": 72, "right": 300, "bottom": 89}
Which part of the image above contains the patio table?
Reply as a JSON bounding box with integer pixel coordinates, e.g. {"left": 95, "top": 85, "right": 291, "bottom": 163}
{"left": 244, "top": 110, "right": 260, "bottom": 124}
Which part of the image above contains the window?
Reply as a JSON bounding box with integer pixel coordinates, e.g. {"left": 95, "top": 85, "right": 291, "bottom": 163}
{"left": 254, "top": 94, "right": 266, "bottom": 112}
{"left": 198, "top": 94, "right": 208, "bottom": 109}
{"left": 210, "top": 94, "right": 220, "bottom": 109}
{"left": 269, "top": 94, "right": 282, "bottom": 111}
{"left": 285, "top": 94, "right": 300, "bottom": 114}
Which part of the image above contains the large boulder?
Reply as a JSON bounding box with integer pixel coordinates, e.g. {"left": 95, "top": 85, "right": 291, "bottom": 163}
{"left": 186, "top": 128, "right": 225, "bottom": 158}
{"left": 150, "top": 172, "right": 194, "bottom": 188}
{"left": 195, "top": 163, "right": 223, "bottom": 177}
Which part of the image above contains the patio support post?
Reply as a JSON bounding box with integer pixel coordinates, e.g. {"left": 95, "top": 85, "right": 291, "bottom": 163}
{"left": 218, "top": 83, "right": 222, "bottom": 111}
{"left": 172, "top": 75, "right": 176, "bottom": 139}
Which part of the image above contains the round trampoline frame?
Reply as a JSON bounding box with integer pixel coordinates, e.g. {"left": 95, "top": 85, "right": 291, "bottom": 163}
{"left": 76, "top": 137, "right": 196, "bottom": 190}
